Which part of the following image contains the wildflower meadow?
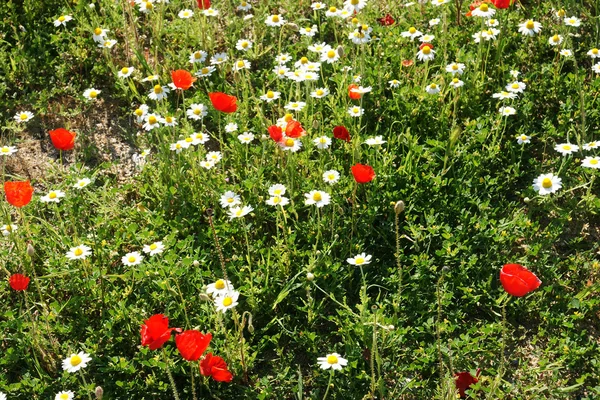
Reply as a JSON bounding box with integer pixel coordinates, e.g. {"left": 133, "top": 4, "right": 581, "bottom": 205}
{"left": 2, "top": 0, "right": 600, "bottom": 398}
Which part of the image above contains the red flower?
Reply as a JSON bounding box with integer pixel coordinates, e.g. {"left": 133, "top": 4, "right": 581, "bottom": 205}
{"left": 200, "top": 353, "right": 233, "bottom": 382}
{"left": 348, "top": 84, "right": 362, "bottom": 100}
{"left": 209, "top": 92, "right": 237, "bottom": 113}
{"left": 140, "top": 314, "right": 180, "bottom": 350}
{"left": 4, "top": 181, "right": 34, "bottom": 208}
{"left": 351, "top": 163, "right": 375, "bottom": 183}
{"left": 175, "top": 330, "right": 212, "bottom": 361}
{"left": 268, "top": 125, "right": 283, "bottom": 142}
{"left": 49, "top": 128, "right": 76, "bottom": 151}
{"left": 333, "top": 126, "right": 351, "bottom": 142}
{"left": 454, "top": 370, "right": 480, "bottom": 398}
{"left": 285, "top": 120, "right": 305, "bottom": 138}
{"left": 9, "top": 274, "right": 30, "bottom": 291}
{"left": 492, "top": 0, "right": 511, "bottom": 8}
{"left": 197, "top": 0, "right": 210, "bottom": 9}
{"left": 402, "top": 59, "right": 414, "bottom": 68}
{"left": 377, "top": 14, "right": 395, "bottom": 26}
{"left": 171, "top": 70, "right": 196, "bottom": 90}
{"left": 500, "top": 264, "right": 541, "bottom": 297}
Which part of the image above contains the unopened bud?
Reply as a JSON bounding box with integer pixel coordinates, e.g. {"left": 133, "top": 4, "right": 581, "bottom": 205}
{"left": 193, "top": 260, "right": 200, "bottom": 267}
{"left": 95, "top": 386, "right": 103, "bottom": 399}
{"left": 27, "top": 243, "right": 35, "bottom": 257}
{"left": 394, "top": 200, "right": 405, "bottom": 215}
{"left": 306, "top": 272, "right": 314, "bottom": 281}
{"left": 205, "top": 208, "right": 214, "bottom": 217}
{"left": 199, "top": 293, "right": 212, "bottom": 302}
{"left": 247, "top": 314, "right": 254, "bottom": 333}
{"left": 286, "top": 23, "right": 299, "bottom": 31}
{"left": 336, "top": 45, "right": 345, "bottom": 57}
{"left": 524, "top": 197, "right": 531, "bottom": 204}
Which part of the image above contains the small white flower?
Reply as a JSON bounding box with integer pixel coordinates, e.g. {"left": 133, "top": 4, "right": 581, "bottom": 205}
{"left": 122, "top": 251, "right": 144, "bottom": 266}
{"left": 311, "top": 87, "right": 330, "bottom": 99}
{"left": 225, "top": 123, "right": 238, "bottom": 133}
{"left": 206, "top": 151, "right": 222, "bottom": 163}
{"left": 346, "top": 253, "right": 372, "bottom": 266}
{"left": 62, "top": 352, "right": 91, "bottom": 373}
{"left": 1, "top": 224, "right": 18, "bottom": 236}
{"left": 40, "top": 190, "right": 66, "bottom": 203}
{"left": 53, "top": 15, "right": 73, "bottom": 27}
{"left": 235, "top": 39, "right": 253, "bottom": 51}
{"left": 548, "top": 34, "right": 563, "bottom": 46}
{"left": 55, "top": 391, "right": 75, "bottom": 400}
{"left": 347, "top": 106, "right": 364, "bottom": 117}
{"left": 220, "top": 191, "right": 241, "bottom": 209}
{"left": 516, "top": 134, "right": 531, "bottom": 144}
{"left": 268, "top": 184, "right": 287, "bottom": 196}
{"left": 14, "top": 111, "right": 34, "bottom": 123}
{"left": 66, "top": 245, "right": 92, "bottom": 260}
{"left": 365, "top": 136, "right": 387, "bottom": 146}
{"left": 425, "top": 83, "right": 441, "bottom": 94}
{"left": 449, "top": 78, "right": 464, "bottom": 88}
{"left": 416, "top": 45, "right": 435, "bottom": 61}
{"left": 0, "top": 146, "right": 18, "bottom": 155}
{"left": 228, "top": 205, "right": 254, "bottom": 219}
{"left": 203, "top": 8, "right": 219, "bottom": 17}
{"left": 555, "top": 143, "right": 579, "bottom": 155}
{"left": 210, "top": 52, "right": 229, "bottom": 65}
{"left": 564, "top": 16, "right": 581, "bottom": 27}
{"left": 499, "top": 106, "right": 516, "bottom": 116}
{"left": 178, "top": 9, "right": 194, "bottom": 18}
{"left": 389, "top": 79, "right": 401, "bottom": 88}
{"left": 265, "top": 14, "right": 286, "bottom": 27}
{"left": 148, "top": 85, "right": 170, "bottom": 101}
{"left": 266, "top": 195, "right": 289, "bottom": 206}
{"left": 285, "top": 101, "right": 307, "bottom": 112}
{"left": 207, "top": 279, "right": 234, "bottom": 297}
{"left": 445, "top": 62, "right": 465, "bottom": 75}
{"left": 200, "top": 160, "right": 215, "bottom": 169}
{"left": 429, "top": 18, "right": 440, "bottom": 26}
{"left": 187, "top": 103, "right": 208, "bottom": 120}
{"left": 74, "top": 178, "right": 91, "bottom": 189}
{"left": 237, "top": 132, "right": 255, "bottom": 144}
{"left": 322, "top": 170, "right": 340, "bottom": 185}
{"left": 313, "top": 136, "right": 332, "bottom": 149}
{"left": 304, "top": 190, "right": 331, "bottom": 207}
{"left": 532, "top": 173, "right": 562, "bottom": 195}
{"left": 233, "top": 59, "right": 251, "bottom": 71}
{"left": 317, "top": 353, "right": 348, "bottom": 370}
{"left": 118, "top": 66, "right": 135, "bottom": 78}
{"left": 506, "top": 81, "right": 526, "bottom": 93}
{"left": 189, "top": 50, "right": 207, "bottom": 64}
{"left": 492, "top": 91, "right": 518, "bottom": 100}
{"left": 582, "top": 156, "right": 600, "bottom": 169}
{"left": 587, "top": 48, "right": 600, "bottom": 59}
{"left": 143, "top": 114, "right": 162, "bottom": 131}
{"left": 214, "top": 290, "right": 240, "bottom": 313}
{"left": 260, "top": 90, "right": 281, "bottom": 102}
{"left": 518, "top": 20, "right": 542, "bottom": 36}
{"left": 83, "top": 88, "right": 101, "bottom": 101}
{"left": 143, "top": 241, "right": 164, "bottom": 255}
{"left": 560, "top": 49, "right": 573, "bottom": 57}
{"left": 583, "top": 141, "right": 600, "bottom": 150}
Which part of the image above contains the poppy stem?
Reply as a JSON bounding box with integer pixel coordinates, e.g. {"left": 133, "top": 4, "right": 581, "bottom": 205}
{"left": 190, "top": 362, "right": 198, "bottom": 400}
{"left": 163, "top": 348, "right": 181, "bottom": 400}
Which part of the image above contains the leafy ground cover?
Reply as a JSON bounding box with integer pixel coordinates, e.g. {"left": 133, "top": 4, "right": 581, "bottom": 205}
{"left": 1, "top": 0, "right": 600, "bottom": 398}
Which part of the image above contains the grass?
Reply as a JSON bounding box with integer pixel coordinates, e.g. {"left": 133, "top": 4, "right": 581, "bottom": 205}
{"left": 1, "top": 0, "right": 600, "bottom": 398}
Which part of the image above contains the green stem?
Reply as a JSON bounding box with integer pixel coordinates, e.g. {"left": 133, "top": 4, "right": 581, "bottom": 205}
{"left": 163, "top": 348, "right": 180, "bottom": 400}
{"left": 322, "top": 370, "right": 334, "bottom": 400}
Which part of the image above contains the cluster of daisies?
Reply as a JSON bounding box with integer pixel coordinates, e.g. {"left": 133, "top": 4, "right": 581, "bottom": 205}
{"left": 66, "top": 240, "right": 165, "bottom": 267}
{"left": 219, "top": 191, "right": 254, "bottom": 220}
{"left": 39, "top": 178, "right": 92, "bottom": 204}
{"left": 206, "top": 279, "right": 240, "bottom": 314}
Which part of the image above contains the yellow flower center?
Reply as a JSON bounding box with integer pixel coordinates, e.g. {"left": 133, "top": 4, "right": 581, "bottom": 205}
{"left": 185, "top": 137, "right": 193, "bottom": 143}
{"left": 215, "top": 279, "right": 225, "bottom": 289}
{"left": 74, "top": 248, "right": 83, "bottom": 256}
{"left": 223, "top": 297, "right": 233, "bottom": 306}
{"left": 285, "top": 138, "right": 295, "bottom": 147}
{"left": 489, "top": 19, "right": 496, "bottom": 24}
{"left": 150, "top": 244, "right": 157, "bottom": 250}
{"left": 193, "top": 108, "right": 201, "bottom": 115}
{"left": 558, "top": 9, "right": 565, "bottom": 17}
{"left": 361, "top": 24, "right": 368, "bottom": 31}
{"left": 135, "top": 109, "right": 143, "bottom": 116}
{"left": 241, "top": 41, "right": 248, "bottom": 48}
{"left": 569, "top": 19, "right": 575, "bottom": 24}
{"left": 176, "top": 143, "right": 182, "bottom": 149}
{"left": 542, "top": 178, "right": 553, "bottom": 189}
{"left": 227, "top": 198, "right": 234, "bottom": 203}
{"left": 552, "top": 35, "right": 559, "bottom": 42}
{"left": 355, "top": 257, "right": 365, "bottom": 264}
{"left": 590, "top": 159, "right": 599, "bottom": 165}
{"left": 58, "top": 16, "right": 66, "bottom": 22}
{"left": 284, "top": 113, "right": 294, "bottom": 122}
{"left": 352, "top": 17, "right": 359, "bottom": 24}
{"left": 452, "top": 64, "right": 458, "bottom": 70}
{"left": 593, "top": 48, "right": 599, "bottom": 54}
{"left": 194, "top": 52, "right": 202, "bottom": 59}
{"left": 273, "top": 196, "right": 281, "bottom": 204}
{"left": 5, "top": 225, "right": 11, "bottom": 232}
{"left": 327, "top": 50, "right": 336, "bottom": 59}
{"left": 563, "top": 145, "right": 571, "bottom": 150}
{"left": 237, "top": 61, "right": 245, "bottom": 68}
{"left": 422, "top": 46, "right": 431, "bottom": 54}
{"left": 300, "top": 57, "right": 309, "bottom": 65}
{"left": 148, "top": 116, "right": 157, "bottom": 124}
{"left": 94, "top": 28, "right": 102, "bottom": 35}
{"left": 512, "top": 83, "right": 519, "bottom": 89}
{"left": 521, "top": 135, "right": 527, "bottom": 140}
{"left": 479, "top": 3, "right": 488, "bottom": 11}
{"left": 20, "top": 113, "right": 28, "bottom": 120}
{"left": 316, "top": 89, "right": 324, "bottom": 96}
{"left": 313, "top": 192, "right": 322, "bottom": 201}
{"left": 153, "top": 85, "right": 162, "bottom": 94}
{"left": 128, "top": 256, "right": 136, "bottom": 263}
{"left": 89, "top": 91, "right": 97, "bottom": 98}
{"left": 328, "top": 174, "right": 335, "bottom": 180}
{"left": 351, "top": 0, "right": 359, "bottom": 4}
{"left": 266, "top": 91, "right": 275, "bottom": 99}
{"left": 60, "top": 394, "right": 69, "bottom": 400}
{"left": 319, "top": 138, "right": 327, "bottom": 144}
{"left": 327, "top": 355, "right": 338, "bottom": 364}
{"left": 121, "top": 67, "right": 129, "bottom": 74}
{"left": 452, "top": 78, "right": 459, "bottom": 84}
{"left": 165, "top": 116, "right": 173, "bottom": 123}
{"left": 145, "top": 2, "right": 153, "bottom": 9}
{"left": 272, "top": 15, "right": 279, "bottom": 22}
{"left": 525, "top": 20, "right": 534, "bottom": 29}
{"left": 70, "top": 355, "right": 82, "bottom": 366}
{"left": 201, "top": 67, "right": 209, "bottom": 74}
{"left": 329, "top": 7, "right": 337, "bottom": 12}
{"left": 274, "top": 189, "right": 282, "bottom": 195}
{"left": 430, "top": 84, "right": 437, "bottom": 89}
{"left": 49, "top": 192, "right": 57, "bottom": 199}
{"left": 241, "top": 1, "right": 247, "bottom": 5}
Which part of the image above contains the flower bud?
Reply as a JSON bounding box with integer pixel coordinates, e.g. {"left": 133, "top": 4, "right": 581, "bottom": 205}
{"left": 336, "top": 45, "right": 345, "bottom": 57}
{"left": 199, "top": 293, "right": 212, "bottom": 302}
{"left": 95, "top": 386, "right": 103, "bottom": 399}
{"left": 27, "top": 243, "right": 35, "bottom": 257}
{"left": 193, "top": 260, "right": 200, "bottom": 267}
{"left": 306, "top": 272, "right": 314, "bottom": 281}
{"left": 394, "top": 200, "right": 405, "bottom": 215}
{"left": 524, "top": 197, "right": 531, "bottom": 204}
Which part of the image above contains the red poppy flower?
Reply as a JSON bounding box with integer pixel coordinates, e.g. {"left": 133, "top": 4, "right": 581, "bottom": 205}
{"left": 492, "top": 0, "right": 511, "bottom": 8}
{"left": 49, "top": 128, "right": 76, "bottom": 151}
{"left": 419, "top": 42, "right": 434, "bottom": 51}
{"left": 401, "top": 59, "right": 414, "bottom": 67}
{"left": 9, "top": 273, "right": 30, "bottom": 291}
{"left": 171, "top": 70, "right": 196, "bottom": 90}
{"left": 200, "top": 353, "right": 233, "bottom": 382}
{"left": 197, "top": 0, "right": 210, "bottom": 9}
{"left": 500, "top": 264, "right": 541, "bottom": 297}
{"left": 140, "top": 314, "right": 180, "bottom": 350}
{"left": 348, "top": 84, "right": 362, "bottom": 100}
{"left": 377, "top": 14, "right": 395, "bottom": 26}
{"left": 268, "top": 125, "right": 283, "bottom": 142}
{"left": 351, "top": 163, "right": 375, "bottom": 183}
{"left": 175, "top": 330, "right": 212, "bottom": 361}
{"left": 4, "top": 181, "right": 34, "bottom": 208}
{"left": 285, "top": 120, "right": 305, "bottom": 138}
{"left": 333, "top": 126, "right": 351, "bottom": 142}
{"left": 454, "top": 370, "right": 480, "bottom": 398}
{"left": 209, "top": 92, "right": 237, "bottom": 113}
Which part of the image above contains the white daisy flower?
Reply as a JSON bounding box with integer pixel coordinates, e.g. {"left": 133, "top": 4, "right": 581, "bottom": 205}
{"left": 202, "top": 8, "right": 219, "bottom": 17}
{"left": 445, "top": 62, "right": 465, "bottom": 75}
{"left": 313, "top": 136, "right": 332, "bottom": 149}
{"left": 265, "top": 14, "right": 286, "bottom": 27}
{"left": 518, "top": 20, "right": 542, "bottom": 36}
{"left": 560, "top": 49, "right": 573, "bottom": 57}
{"left": 555, "top": 143, "right": 579, "bottom": 155}
{"left": 189, "top": 50, "right": 207, "bottom": 64}
{"left": 425, "top": 83, "right": 441, "bottom": 94}
{"left": 142, "top": 241, "right": 164, "bottom": 255}
{"left": 266, "top": 195, "right": 289, "bottom": 206}
{"left": 532, "top": 173, "right": 562, "bottom": 195}
{"left": 583, "top": 141, "right": 600, "bottom": 150}
{"left": 53, "top": 15, "right": 73, "bottom": 27}
{"left": 279, "top": 137, "right": 303, "bottom": 152}
{"left": 317, "top": 353, "right": 348, "bottom": 370}
{"left": 346, "top": 253, "right": 372, "bottom": 265}
{"left": 118, "top": 66, "right": 134, "bottom": 78}
{"left": 210, "top": 52, "right": 229, "bottom": 65}
{"left": 55, "top": 391, "right": 75, "bottom": 400}
{"left": 347, "top": 106, "right": 364, "bottom": 117}
{"left": 40, "top": 190, "right": 66, "bottom": 203}
{"left": 516, "top": 134, "right": 531, "bottom": 144}
{"left": 235, "top": 39, "right": 253, "bottom": 51}
{"left": 365, "top": 136, "right": 386, "bottom": 146}
{"left": 0, "top": 146, "right": 18, "bottom": 155}
{"left": 506, "top": 81, "right": 526, "bottom": 93}
{"left": 62, "top": 352, "right": 91, "bottom": 373}
{"left": 98, "top": 39, "right": 117, "bottom": 49}
{"left": 320, "top": 49, "right": 340, "bottom": 64}
{"left": 187, "top": 103, "right": 207, "bottom": 120}
{"left": 499, "top": 106, "right": 517, "bottom": 116}
{"left": 268, "top": 184, "right": 287, "bottom": 196}
{"left": 214, "top": 290, "right": 240, "bottom": 313}
{"left": 199, "top": 160, "right": 215, "bottom": 169}
{"left": 260, "top": 90, "right": 281, "bottom": 102}
{"left": 389, "top": 79, "right": 401, "bottom": 88}
{"left": 304, "top": 190, "right": 331, "bottom": 207}
{"left": 66, "top": 245, "right": 92, "bottom": 260}
{"left": 83, "top": 88, "right": 101, "bottom": 101}
{"left": 195, "top": 65, "right": 216, "bottom": 77}
{"left": 284, "top": 101, "right": 307, "bottom": 111}
{"left": 148, "top": 85, "right": 170, "bottom": 101}
{"left": 178, "top": 9, "right": 194, "bottom": 18}
{"left": 273, "top": 64, "right": 291, "bottom": 77}
{"left": 311, "top": 87, "right": 330, "bottom": 98}
{"left": 582, "top": 156, "right": 600, "bottom": 169}
{"left": 449, "top": 78, "right": 464, "bottom": 88}
{"left": 74, "top": 178, "right": 91, "bottom": 189}
{"left": 1, "top": 224, "right": 18, "bottom": 236}
{"left": 225, "top": 123, "right": 238, "bottom": 133}
{"left": 563, "top": 16, "right": 581, "bottom": 27}
{"left": 228, "top": 205, "right": 254, "bottom": 219}
{"left": 233, "top": 59, "right": 251, "bottom": 71}
{"left": 471, "top": 3, "right": 495, "bottom": 17}
{"left": 416, "top": 45, "right": 435, "bottom": 61}
{"left": 492, "top": 91, "right": 518, "bottom": 100}
{"left": 14, "top": 111, "right": 34, "bottom": 123}
{"left": 220, "top": 191, "right": 241, "bottom": 208}
{"left": 548, "top": 34, "right": 563, "bottom": 46}
{"left": 92, "top": 27, "right": 109, "bottom": 43}
{"left": 122, "top": 251, "right": 143, "bottom": 266}
{"left": 587, "top": 48, "right": 600, "bottom": 59}
{"left": 237, "top": 132, "right": 254, "bottom": 144}
{"left": 322, "top": 170, "right": 340, "bottom": 185}
{"left": 142, "top": 114, "right": 161, "bottom": 131}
